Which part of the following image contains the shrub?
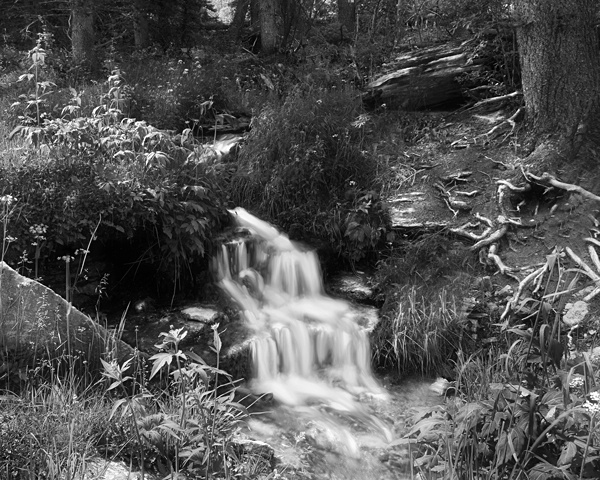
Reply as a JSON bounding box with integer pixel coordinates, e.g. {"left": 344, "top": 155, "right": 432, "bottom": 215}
{"left": 1, "top": 69, "right": 228, "bottom": 290}
{"left": 228, "top": 87, "right": 391, "bottom": 264}
{"left": 400, "top": 352, "right": 600, "bottom": 480}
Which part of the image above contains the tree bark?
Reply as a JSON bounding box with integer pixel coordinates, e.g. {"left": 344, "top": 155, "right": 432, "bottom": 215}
{"left": 337, "top": 0, "right": 356, "bottom": 37}
{"left": 259, "top": 0, "right": 279, "bottom": 54}
{"left": 133, "top": 0, "right": 150, "bottom": 49}
{"left": 515, "top": 0, "right": 600, "bottom": 169}
{"left": 230, "top": 0, "right": 250, "bottom": 41}
{"left": 70, "top": 0, "right": 96, "bottom": 71}
{"left": 250, "top": 0, "right": 260, "bottom": 29}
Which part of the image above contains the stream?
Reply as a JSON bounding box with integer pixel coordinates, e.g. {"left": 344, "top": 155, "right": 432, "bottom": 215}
{"left": 215, "top": 208, "right": 443, "bottom": 479}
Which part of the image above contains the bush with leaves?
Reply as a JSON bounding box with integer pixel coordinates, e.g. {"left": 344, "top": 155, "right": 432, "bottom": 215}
{"left": 399, "top": 363, "right": 600, "bottom": 479}
{"left": 2, "top": 69, "right": 228, "bottom": 289}
{"left": 228, "top": 87, "right": 391, "bottom": 264}
{"left": 101, "top": 326, "right": 253, "bottom": 478}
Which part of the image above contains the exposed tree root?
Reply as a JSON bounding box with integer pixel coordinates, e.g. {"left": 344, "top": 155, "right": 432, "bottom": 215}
{"left": 499, "top": 264, "right": 548, "bottom": 324}
{"left": 483, "top": 108, "right": 525, "bottom": 140}
{"left": 525, "top": 171, "right": 600, "bottom": 203}
{"left": 470, "top": 225, "right": 508, "bottom": 251}
{"left": 466, "top": 91, "right": 523, "bottom": 112}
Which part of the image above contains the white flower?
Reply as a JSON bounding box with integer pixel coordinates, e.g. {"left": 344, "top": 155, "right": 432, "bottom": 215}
{"left": 0, "top": 195, "right": 16, "bottom": 206}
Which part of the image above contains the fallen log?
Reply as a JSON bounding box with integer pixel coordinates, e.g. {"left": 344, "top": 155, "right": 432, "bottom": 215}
{"left": 363, "top": 41, "right": 484, "bottom": 110}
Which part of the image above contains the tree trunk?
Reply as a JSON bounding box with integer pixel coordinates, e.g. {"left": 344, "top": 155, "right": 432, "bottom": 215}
{"left": 230, "top": 0, "right": 250, "bottom": 41}
{"left": 515, "top": 0, "right": 600, "bottom": 170}
{"left": 259, "top": 0, "right": 279, "bottom": 54}
{"left": 337, "top": 0, "right": 356, "bottom": 37}
{"left": 250, "top": 0, "right": 260, "bottom": 29}
{"left": 395, "top": 0, "right": 406, "bottom": 43}
{"left": 70, "top": 0, "right": 96, "bottom": 71}
{"left": 133, "top": 0, "right": 150, "bottom": 49}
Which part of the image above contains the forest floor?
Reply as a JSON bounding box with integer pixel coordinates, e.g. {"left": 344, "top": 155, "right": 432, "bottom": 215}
{"left": 383, "top": 103, "right": 600, "bottom": 338}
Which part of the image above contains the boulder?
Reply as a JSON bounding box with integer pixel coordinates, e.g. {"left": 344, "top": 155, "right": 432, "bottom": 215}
{"left": 0, "top": 262, "right": 137, "bottom": 378}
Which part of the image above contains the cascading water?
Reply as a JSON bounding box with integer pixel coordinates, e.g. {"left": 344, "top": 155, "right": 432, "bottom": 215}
{"left": 215, "top": 208, "right": 390, "bottom": 450}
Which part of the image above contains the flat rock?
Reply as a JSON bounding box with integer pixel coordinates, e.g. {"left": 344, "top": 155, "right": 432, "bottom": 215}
{"left": 328, "top": 271, "right": 374, "bottom": 303}
{"left": 387, "top": 189, "right": 452, "bottom": 230}
{"left": 82, "top": 459, "right": 158, "bottom": 480}
{"left": 0, "top": 262, "right": 136, "bottom": 375}
{"left": 181, "top": 305, "right": 220, "bottom": 323}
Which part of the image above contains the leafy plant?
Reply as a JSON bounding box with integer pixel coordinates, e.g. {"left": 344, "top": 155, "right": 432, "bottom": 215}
{"left": 101, "top": 326, "right": 250, "bottom": 478}
{"left": 1, "top": 67, "right": 227, "bottom": 290}
{"left": 228, "top": 87, "right": 388, "bottom": 263}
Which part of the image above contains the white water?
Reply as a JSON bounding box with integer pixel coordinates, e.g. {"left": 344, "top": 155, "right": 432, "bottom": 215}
{"left": 215, "top": 208, "right": 390, "bottom": 449}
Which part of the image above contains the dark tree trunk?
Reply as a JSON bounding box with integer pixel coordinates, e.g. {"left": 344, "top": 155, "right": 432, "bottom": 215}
{"left": 337, "top": 0, "right": 356, "bottom": 36}
{"left": 259, "top": 0, "right": 279, "bottom": 54}
{"left": 70, "top": 0, "right": 96, "bottom": 71}
{"left": 133, "top": 0, "right": 150, "bottom": 49}
{"left": 515, "top": 0, "right": 600, "bottom": 171}
{"left": 250, "top": 0, "right": 260, "bottom": 29}
{"left": 281, "top": 0, "right": 301, "bottom": 48}
{"left": 230, "top": 0, "right": 250, "bottom": 41}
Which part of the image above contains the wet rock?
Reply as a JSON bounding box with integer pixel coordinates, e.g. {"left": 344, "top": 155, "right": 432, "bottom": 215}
{"left": 305, "top": 420, "right": 361, "bottom": 458}
{"left": 350, "top": 304, "right": 380, "bottom": 331}
{"left": 133, "top": 297, "right": 156, "bottom": 313}
{"left": 563, "top": 300, "right": 589, "bottom": 327}
{"left": 82, "top": 459, "right": 158, "bottom": 480}
{"left": 328, "top": 271, "right": 374, "bottom": 303}
{"left": 232, "top": 438, "right": 275, "bottom": 467}
{"left": 181, "top": 305, "right": 220, "bottom": 323}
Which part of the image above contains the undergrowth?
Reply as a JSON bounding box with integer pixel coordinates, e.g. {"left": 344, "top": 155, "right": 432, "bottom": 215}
{"left": 228, "top": 87, "right": 393, "bottom": 264}
{"left": 392, "top": 249, "right": 600, "bottom": 479}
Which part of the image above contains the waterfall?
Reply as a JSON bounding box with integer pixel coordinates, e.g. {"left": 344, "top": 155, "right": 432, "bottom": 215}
{"left": 215, "top": 208, "right": 388, "bottom": 417}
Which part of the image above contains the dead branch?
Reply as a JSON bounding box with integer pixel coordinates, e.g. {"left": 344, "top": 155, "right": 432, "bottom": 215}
{"left": 526, "top": 172, "right": 600, "bottom": 203}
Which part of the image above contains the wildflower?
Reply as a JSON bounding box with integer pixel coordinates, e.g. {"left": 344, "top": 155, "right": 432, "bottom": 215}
{"left": 570, "top": 376, "right": 585, "bottom": 389}
{"left": 0, "top": 195, "right": 16, "bottom": 206}
{"left": 583, "top": 400, "right": 600, "bottom": 416}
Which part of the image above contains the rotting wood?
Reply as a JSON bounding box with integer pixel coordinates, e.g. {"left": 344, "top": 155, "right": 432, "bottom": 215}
{"left": 364, "top": 41, "right": 484, "bottom": 110}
